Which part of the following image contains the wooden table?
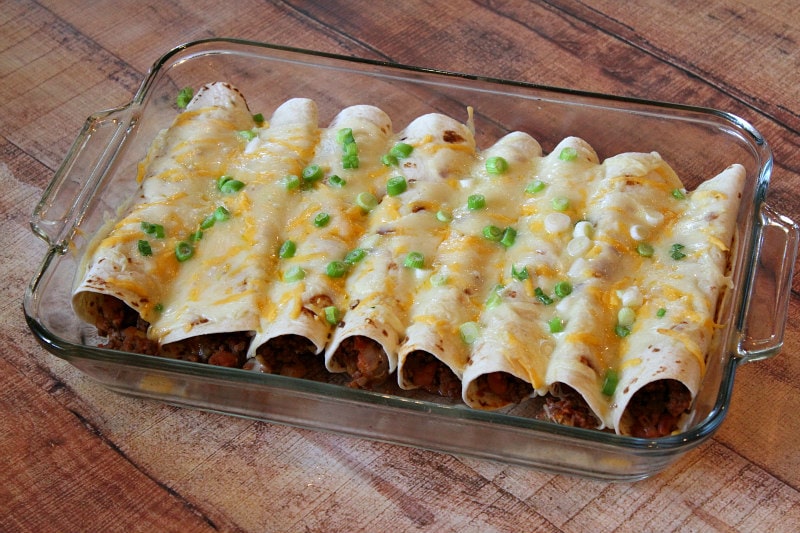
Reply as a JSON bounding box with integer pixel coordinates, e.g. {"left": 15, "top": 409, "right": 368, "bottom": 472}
{"left": 2, "top": 1, "right": 799, "bottom": 531}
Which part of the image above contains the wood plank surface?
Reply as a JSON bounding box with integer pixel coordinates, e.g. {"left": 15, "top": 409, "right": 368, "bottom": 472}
{"left": 2, "top": 1, "right": 799, "bottom": 531}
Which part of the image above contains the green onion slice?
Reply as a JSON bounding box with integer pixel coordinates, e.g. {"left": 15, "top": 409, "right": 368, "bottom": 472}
{"left": 467, "top": 194, "right": 486, "bottom": 210}
{"left": 511, "top": 264, "right": 529, "bottom": 281}
{"left": 525, "top": 180, "right": 547, "bottom": 194}
{"left": 485, "top": 284, "right": 504, "bottom": 309}
{"left": 342, "top": 154, "right": 359, "bottom": 169}
{"left": 404, "top": 251, "right": 425, "bottom": 269}
{"left": 559, "top": 147, "right": 578, "bottom": 161}
{"left": 326, "top": 260, "right": 348, "bottom": 278}
{"left": 615, "top": 324, "right": 631, "bottom": 338}
{"left": 137, "top": 239, "right": 152, "bottom": 257}
{"left": 554, "top": 281, "right": 572, "bottom": 298}
{"left": 284, "top": 265, "right": 306, "bottom": 283}
{"left": 552, "top": 196, "right": 570, "bottom": 211}
{"left": 238, "top": 129, "right": 257, "bottom": 141}
{"left": 175, "top": 241, "right": 194, "bottom": 262}
{"left": 189, "top": 229, "right": 203, "bottom": 242}
{"left": 141, "top": 221, "right": 165, "bottom": 239}
{"left": 176, "top": 87, "right": 193, "bottom": 108}
{"left": 200, "top": 214, "right": 216, "bottom": 230}
{"left": 252, "top": 113, "right": 265, "bottom": 125}
{"left": 636, "top": 242, "right": 655, "bottom": 257}
{"left": 436, "top": 209, "right": 452, "bottom": 223}
{"left": 356, "top": 192, "right": 378, "bottom": 212}
{"left": 656, "top": 307, "right": 667, "bottom": 318}
{"left": 671, "top": 188, "right": 686, "bottom": 200}
{"left": 302, "top": 164, "right": 323, "bottom": 183}
{"left": 313, "top": 212, "right": 331, "bottom": 228}
{"left": 213, "top": 206, "right": 231, "bottom": 222}
{"left": 548, "top": 316, "right": 564, "bottom": 333}
{"left": 324, "top": 305, "right": 340, "bottom": 325}
{"left": 601, "top": 369, "right": 619, "bottom": 396}
{"left": 485, "top": 156, "right": 508, "bottom": 175}
{"left": 282, "top": 174, "right": 301, "bottom": 190}
{"left": 386, "top": 176, "right": 408, "bottom": 196}
{"left": 482, "top": 225, "right": 503, "bottom": 242}
{"left": 381, "top": 154, "right": 399, "bottom": 167}
{"left": 279, "top": 240, "right": 296, "bottom": 259}
{"left": 535, "top": 287, "right": 554, "bottom": 306}
{"left": 328, "top": 174, "right": 346, "bottom": 188}
{"left": 337, "top": 127, "right": 355, "bottom": 145}
{"left": 344, "top": 248, "right": 367, "bottom": 264}
{"left": 459, "top": 321, "right": 480, "bottom": 344}
{"left": 670, "top": 243, "right": 687, "bottom": 260}
{"left": 390, "top": 142, "right": 414, "bottom": 159}
{"left": 500, "top": 227, "right": 517, "bottom": 248}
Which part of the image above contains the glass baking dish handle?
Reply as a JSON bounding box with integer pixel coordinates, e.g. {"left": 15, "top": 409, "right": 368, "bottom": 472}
{"left": 30, "top": 105, "right": 134, "bottom": 253}
{"left": 737, "top": 203, "right": 799, "bottom": 362}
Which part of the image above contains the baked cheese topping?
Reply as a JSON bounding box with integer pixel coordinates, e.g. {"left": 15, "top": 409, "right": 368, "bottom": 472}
{"left": 73, "top": 82, "right": 745, "bottom": 436}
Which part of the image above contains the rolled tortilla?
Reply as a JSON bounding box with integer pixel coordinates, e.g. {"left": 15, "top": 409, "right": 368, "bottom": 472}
{"left": 246, "top": 105, "right": 394, "bottom": 379}
{"left": 461, "top": 137, "right": 597, "bottom": 409}
{"left": 72, "top": 82, "right": 255, "bottom": 334}
{"left": 610, "top": 163, "right": 745, "bottom": 437}
{"left": 544, "top": 150, "right": 687, "bottom": 429}
{"left": 325, "top": 112, "right": 477, "bottom": 388}
{"left": 397, "top": 130, "right": 537, "bottom": 397}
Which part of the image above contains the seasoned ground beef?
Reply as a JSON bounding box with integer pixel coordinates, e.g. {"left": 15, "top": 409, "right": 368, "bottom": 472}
{"left": 472, "top": 372, "right": 533, "bottom": 407}
{"left": 248, "top": 335, "right": 329, "bottom": 381}
{"left": 543, "top": 385, "right": 601, "bottom": 429}
{"left": 333, "top": 336, "right": 390, "bottom": 389}
{"left": 625, "top": 379, "right": 691, "bottom": 438}
{"left": 401, "top": 350, "right": 461, "bottom": 400}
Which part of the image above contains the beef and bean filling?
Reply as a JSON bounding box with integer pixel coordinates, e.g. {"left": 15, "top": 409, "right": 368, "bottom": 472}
{"left": 332, "top": 336, "right": 390, "bottom": 389}
{"left": 543, "top": 385, "right": 601, "bottom": 430}
{"left": 248, "top": 335, "right": 329, "bottom": 382}
{"left": 401, "top": 350, "right": 461, "bottom": 400}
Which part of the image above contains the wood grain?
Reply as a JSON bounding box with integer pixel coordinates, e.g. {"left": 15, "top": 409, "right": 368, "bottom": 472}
{"left": 2, "top": 1, "right": 799, "bottom": 531}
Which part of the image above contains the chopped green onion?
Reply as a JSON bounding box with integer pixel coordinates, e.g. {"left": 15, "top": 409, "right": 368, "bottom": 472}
{"left": 337, "top": 127, "right": 355, "bottom": 145}
{"left": 656, "top": 307, "right": 667, "bottom": 318}
{"left": 176, "top": 87, "right": 193, "bottom": 108}
{"left": 342, "top": 154, "right": 359, "bottom": 169}
{"left": 615, "top": 324, "right": 631, "bottom": 337}
{"left": 386, "top": 176, "right": 408, "bottom": 196}
{"left": 175, "top": 241, "right": 194, "bottom": 262}
{"left": 356, "top": 191, "right": 378, "bottom": 212}
{"left": 137, "top": 239, "right": 152, "bottom": 256}
{"left": 326, "top": 260, "right": 348, "bottom": 278}
{"left": 238, "top": 130, "right": 257, "bottom": 141}
{"left": 252, "top": 113, "right": 265, "bottom": 125}
{"left": 213, "top": 206, "right": 231, "bottom": 222}
{"left": 282, "top": 174, "right": 301, "bottom": 190}
{"left": 671, "top": 188, "right": 686, "bottom": 200}
{"left": 189, "top": 229, "right": 203, "bottom": 242}
{"left": 302, "top": 164, "right": 323, "bottom": 183}
{"left": 670, "top": 243, "right": 687, "bottom": 260}
{"left": 153, "top": 303, "right": 164, "bottom": 312}
{"left": 485, "top": 285, "right": 504, "bottom": 309}
{"left": 279, "top": 240, "right": 297, "bottom": 259}
{"left": 548, "top": 316, "right": 564, "bottom": 333}
{"left": 324, "top": 305, "right": 340, "bottom": 325}
{"left": 618, "top": 307, "right": 636, "bottom": 327}
{"left": 511, "top": 264, "right": 529, "bottom": 281}
{"left": 482, "top": 225, "right": 503, "bottom": 242}
{"left": 535, "top": 287, "right": 554, "bottom": 305}
{"left": 381, "top": 154, "right": 399, "bottom": 167}
{"left": 344, "top": 248, "right": 367, "bottom": 264}
{"left": 559, "top": 147, "right": 578, "bottom": 161}
{"left": 313, "top": 212, "right": 331, "bottom": 228}
{"left": 141, "top": 221, "right": 165, "bottom": 239}
{"left": 554, "top": 281, "right": 572, "bottom": 298}
{"left": 485, "top": 156, "right": 508, "bottom": 175}
{"left": 459, "top": 321, "right": 480, "bottom": 344}
{"left": 404, "top": 251, "right": 425, "bottom": 269}
{"left": 284, "top": 265, "right": 306, "bottom": 283}
{"left": 636, "top": 242, "right": 655, "bottom": 257}
{"left": 200, "top": 214, "right": 216, "bottom": 230}
{"left": 430, "top": 273, "right": 449, "bottom": 286}
{"left": 343, "top": 141, "right": 358, "bottom": 157}
{"left": 436, "top": 209, "right": 452, "bottom": 222}
{"left": 390, "top": 142, "right": 414, "bottom": 159}
{"left": 500, "top": 227, "right": 517, "bottom": 248}
{"left": 467, "top": 194, "right": 486, "bottom": 210}
{"left": 552, "top": 196, "right": 570, "bottom": 211}
{"left": 525, "top": 180, "right": 547, "bottom": 194}
{"left": 328, "top": 174, "right": 346, "bottom": 188}
{"left": 218, "top": 175, "right": 245, "bottom": 193}
{"left": 601, "top": 369, "right": 619, "bottom": 396}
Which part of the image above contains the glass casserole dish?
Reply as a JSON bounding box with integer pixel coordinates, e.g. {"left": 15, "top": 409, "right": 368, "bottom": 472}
{"left": 23, "top": 38, "right": 798, "bottom": 481}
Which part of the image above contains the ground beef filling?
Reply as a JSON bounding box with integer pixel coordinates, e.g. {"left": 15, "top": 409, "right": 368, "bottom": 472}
{"left": 472, "top": 372, "right": 532, "bottom": 407}
{"left": 543, "top": 385, "right": 601, "bottom": 429}
{"left": 333, "top": 336, "right": 390, "bottom": 389}
{"left": 625, "top": 379, "right": 692, "bottom": 438}
{"left": 95, "top": 297, "right": 249, "bottom": 367}
{"left": 247, "top": 335, "right": 329, "bottom": 381}
{"left": 401, "top": 350, "right": 461, "bottom": 400}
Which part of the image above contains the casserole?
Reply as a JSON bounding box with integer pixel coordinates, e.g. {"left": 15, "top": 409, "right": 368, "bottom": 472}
{"left": 24, "top": 38, "right": 798, "bottom": 480}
